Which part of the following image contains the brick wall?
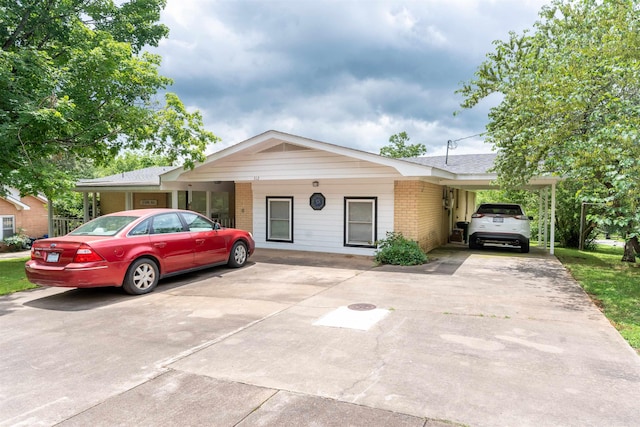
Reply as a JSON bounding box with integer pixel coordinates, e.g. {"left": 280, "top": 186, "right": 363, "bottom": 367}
{"left": 394, "top": 180, "right": 445, "bottom": 253}
{"left": 100, "top": 192, "right": 126, "bottom": 214}
{"left": 234, "top": 182, "right": 253, "bottom": 232}
{"left": 0, "top": 196, "right": 48, "bottom": 238}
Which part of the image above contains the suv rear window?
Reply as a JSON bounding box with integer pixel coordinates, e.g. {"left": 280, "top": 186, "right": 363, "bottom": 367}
{"left": 476, "top": 204, "right": 523, "bottom": 216}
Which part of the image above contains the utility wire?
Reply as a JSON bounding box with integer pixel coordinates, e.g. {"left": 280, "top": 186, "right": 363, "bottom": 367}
{"left": 446, "top": 132, "right": 486, "bottom": 164}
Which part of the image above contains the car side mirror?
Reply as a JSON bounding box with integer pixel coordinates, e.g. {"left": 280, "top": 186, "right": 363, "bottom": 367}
{"left": 529, "top": 216, "right": 533, "bottom": 220}
{"left": 214, "top": 222, "right": 221, "bottom": 230}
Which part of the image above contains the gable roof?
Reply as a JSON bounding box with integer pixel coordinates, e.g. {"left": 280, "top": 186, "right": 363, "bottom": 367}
{"left": 73, "top": 130, "right": 560, "bottom": 191}
{"left": 1, "top": 188, "right": 48, "bottom": 211}
{"left": 160, "top": 130, "right": 454, "bottom": 183}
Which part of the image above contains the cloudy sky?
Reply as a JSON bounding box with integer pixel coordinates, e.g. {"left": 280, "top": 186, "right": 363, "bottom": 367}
{"left": 152, "top": 0, "right": 548, "bottom": 156}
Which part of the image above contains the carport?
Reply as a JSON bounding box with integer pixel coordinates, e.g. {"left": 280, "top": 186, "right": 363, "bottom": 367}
{"left": 408, "top": 154, "right": 561, "bottom": 254}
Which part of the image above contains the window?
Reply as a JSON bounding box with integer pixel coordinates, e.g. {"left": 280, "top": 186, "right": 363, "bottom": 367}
{"left": 210, "top": 192, "right": 229, "bottom": 220}
{"left": 1, "top": 216, "right": 15, "bottom": 239}
{"left": 190, "top": 191, "right": 207, "bottom": 215}
{"left": 70, "top": 216, "right": 138, "bottom": 236}
{"left": 344, "top": 198, "right": 377, "bottom": 247}
{"left": 151, "top": 213, "right": 185, "bottom": 234}
{"left": 267, "top": 197, "right": 293, "bottom": 242}
{"left": 129, "top": 219, "right": 151, "bottom": 236}
{"left": 181, "top": 212, "right": 216, "bottom": 231}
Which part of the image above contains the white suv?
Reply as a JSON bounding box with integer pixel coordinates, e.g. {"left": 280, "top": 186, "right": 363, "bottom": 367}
{"left": 468, "top": 203, "right": 532, "bottom": 253}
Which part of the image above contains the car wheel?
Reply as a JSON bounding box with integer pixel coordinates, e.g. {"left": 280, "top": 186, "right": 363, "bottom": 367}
{"left": 123, "top": 258, "right": 159, "bottom": 295}
{"left": 228, "top": 241, "right": 248, "bottom": 268}
{"left": 520, "top": 239, "right": 530, "bottom": 253}
{"left": 469, "top": 239, "right": 479, "bottom": 250}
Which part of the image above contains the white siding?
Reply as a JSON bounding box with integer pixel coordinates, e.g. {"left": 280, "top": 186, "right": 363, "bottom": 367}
{"left": 253, "top": 179, "right": 394, "bottom": 256}
{"left": 180, "top": 149, "right": 400, "bottom": 182}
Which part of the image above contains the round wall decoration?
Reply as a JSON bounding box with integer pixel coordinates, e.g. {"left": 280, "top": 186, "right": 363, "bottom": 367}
{"left": 309, "top": 192, "right": 326, "bottom": 210}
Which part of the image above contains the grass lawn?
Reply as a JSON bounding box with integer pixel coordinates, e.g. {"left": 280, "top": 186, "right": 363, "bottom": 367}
{"left": 555, "top": 245, "right": 640, "bottom": 352}
{"left": 0, "top": 257, "right": 37, "bottom": 295}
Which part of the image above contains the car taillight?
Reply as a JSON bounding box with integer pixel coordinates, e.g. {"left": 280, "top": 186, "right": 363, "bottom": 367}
{"left": 471, "top": 213, "right": 484, "bottom": 218}
{"left": 73, "top": 245, "right": 105, "bottom": 263}
{"left": 514, "top": 215, "right": 529, "bottom": 220}
{"left": 31, "top": 247, "right": 43, "bottom": 260}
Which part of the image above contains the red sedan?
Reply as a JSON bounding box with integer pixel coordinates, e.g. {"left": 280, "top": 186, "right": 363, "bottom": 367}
{"left": 25, "top": 209, "right": 255, "bottom": 295}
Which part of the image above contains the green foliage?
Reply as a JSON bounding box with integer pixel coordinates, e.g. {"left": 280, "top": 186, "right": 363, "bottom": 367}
{"left": 380, "top": 132, "right": 427, "bottom": 158}
{"left": 375, "top": 232, "right": 427, "bottom": 266}
{"left": 93, "top": 150, "right": 172, "bottom": 177}
{"left": 2, "top": 230, "right": 30, "bottom": 251}
{"left": 51, "top": 150, "right": 173, "bottom": 217}
{"left": 0, "top": 0, "right": 219, "bottom": 200}
{"left": 459, "top": 0, "right": 640, "bottom": 259}
{"left": 556, "top": 246, "right": 640, "bottom": 350}
{"left": 0, "top": 257, "right": 36, "bottom": 295}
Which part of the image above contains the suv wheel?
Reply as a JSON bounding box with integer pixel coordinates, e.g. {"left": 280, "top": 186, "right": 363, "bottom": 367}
{"left": 520, "top": 239, "right": 530, "bottom": 253}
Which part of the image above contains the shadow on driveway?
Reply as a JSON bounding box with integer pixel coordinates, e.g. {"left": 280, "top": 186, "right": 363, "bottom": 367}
{"left": 22, "top": 263, "right": 255, "bottom": 312}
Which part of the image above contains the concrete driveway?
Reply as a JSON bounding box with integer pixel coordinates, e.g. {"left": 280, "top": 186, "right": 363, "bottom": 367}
{"left": 1, "top": 246, "right": 639, "bottom": 426}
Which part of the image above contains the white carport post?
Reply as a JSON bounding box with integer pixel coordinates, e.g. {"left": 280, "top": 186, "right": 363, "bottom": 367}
{"left": 543, "top": 188, "right": 549, "bottom": 250}
{"left": 550, "top": 182, "right": 556, "bottom": 255}
{"left": 538, "top": 191, "right": 543, "bottom": 247}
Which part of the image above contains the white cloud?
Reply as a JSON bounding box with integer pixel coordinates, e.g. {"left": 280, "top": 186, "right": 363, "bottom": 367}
{"left": 153, "top": 0, "right": 549, "bottom": 156}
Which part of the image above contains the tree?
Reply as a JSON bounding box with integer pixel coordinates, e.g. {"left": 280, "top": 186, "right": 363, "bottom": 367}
{"left": 53, "top": 150, "right": 174, "bottom": 218}
{"left": 379, "top": 132, "right": 427, "bottom": 158}
{"left": 92, "top": 150, "right": 172, "bottom": 177}
{"left": 1, "top": 0, "right": 218, "bottom": 201}
{"left": 458, "top": 0, "right": 640, "bottom": 262}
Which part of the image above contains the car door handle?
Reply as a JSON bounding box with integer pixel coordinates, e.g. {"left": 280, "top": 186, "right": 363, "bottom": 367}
{"left": 195, "top": 239, "right": 205, "bottom": 245}
{"left": 154, "top": 242, "right": 167, "bottom": 248}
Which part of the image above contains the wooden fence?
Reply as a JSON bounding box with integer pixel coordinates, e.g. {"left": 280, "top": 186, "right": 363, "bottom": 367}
{"left": 51, "top": 215, "right": 235, "bottom": 237}
{"left": 52, "top": 217, "right": 84, "bottom": 237}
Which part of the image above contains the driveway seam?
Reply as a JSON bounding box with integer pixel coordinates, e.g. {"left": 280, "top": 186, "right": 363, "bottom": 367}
{"left": 155, "top": 305, "right": 291, "bottom": 371}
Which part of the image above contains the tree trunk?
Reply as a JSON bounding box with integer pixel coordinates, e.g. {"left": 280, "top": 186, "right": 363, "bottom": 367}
{"left": 621, "top": 236, "right": 639, "bottom": 263}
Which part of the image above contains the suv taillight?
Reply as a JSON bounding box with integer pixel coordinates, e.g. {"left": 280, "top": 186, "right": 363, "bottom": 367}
{"left": 73, "top": 244, "right": 105, "bottom": 263}
{"left": 471, "top": 213, "right": 484, "bottom": 218}
{"left": 514, "top": 215, "right": 529, "bottom": 220}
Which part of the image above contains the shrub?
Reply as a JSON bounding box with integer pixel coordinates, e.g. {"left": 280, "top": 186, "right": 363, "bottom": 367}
{"left": 2, "top": 234, "right": 30, "bottom": 251}
{"left": 374, "top": 232, "right": 427, "bottom": 266}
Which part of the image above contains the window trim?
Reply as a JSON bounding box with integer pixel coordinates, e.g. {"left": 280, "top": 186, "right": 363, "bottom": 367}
{"left": 343, "top": 197, "right": 377, "bottom": 248}
{"left": 1, "top": 215, "right": 15, "bottom": 240}
{"left": 266, "top": 196, "right": 294, "bottom": 243}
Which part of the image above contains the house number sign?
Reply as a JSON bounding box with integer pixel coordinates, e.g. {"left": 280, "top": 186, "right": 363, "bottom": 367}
{"left": 309, "top": 193, "right": 326, "bottom": 210}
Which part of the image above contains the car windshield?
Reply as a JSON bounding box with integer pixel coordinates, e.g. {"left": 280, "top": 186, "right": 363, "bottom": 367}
{"left": 69, "top": 216, "right": 139, "bottom": 236}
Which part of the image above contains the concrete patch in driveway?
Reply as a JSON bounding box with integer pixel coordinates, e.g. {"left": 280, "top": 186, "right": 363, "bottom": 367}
{"left": 313, "top": 305, "right": 390, "bottom": 330}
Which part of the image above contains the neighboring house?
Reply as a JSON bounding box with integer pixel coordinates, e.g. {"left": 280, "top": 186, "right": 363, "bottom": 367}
{"left": 0, "top": 188, "right": 48, "bottom": 241}
{"left": 75, "top": 130, "right": 560, "bottom": 255}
